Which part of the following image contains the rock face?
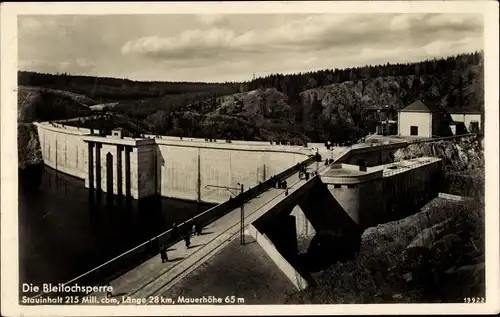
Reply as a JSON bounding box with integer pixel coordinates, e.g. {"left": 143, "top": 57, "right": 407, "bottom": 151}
{"left": 406, "top": 219, "right": 454, "bottom": 249}
{"left": 360, "top": 198, "right": 463, "bottom": 250}
{"left": 394, "top": 136, "right": 484, "bottom": 172}
{"left": 298, "top": 63, "right": 483, "bottom": 140}
{"left": 394, "top": 136, "right": 484, "bottom": 197}
{"left": 18, "top": 123, "right": 43, "bottom": 169}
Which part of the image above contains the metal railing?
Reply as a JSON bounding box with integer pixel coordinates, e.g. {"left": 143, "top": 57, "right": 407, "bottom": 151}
{"left": 382, "top": 159, "right": 440, "bottom": 177}
{"left": 406, "top": 133, "right": 480, "bottom": 144}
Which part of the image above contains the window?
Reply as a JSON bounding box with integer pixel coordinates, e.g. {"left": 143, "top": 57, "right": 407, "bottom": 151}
{"left": 410, "top": 126, "right": 418, "bottom": 136}
{"left": 470, "top": 121, "right": 479, "bottom": 133}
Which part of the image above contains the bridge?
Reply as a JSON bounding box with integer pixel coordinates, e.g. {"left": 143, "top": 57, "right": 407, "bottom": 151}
{"left": 32, "top": 120, "right": 445, "bottom": 301}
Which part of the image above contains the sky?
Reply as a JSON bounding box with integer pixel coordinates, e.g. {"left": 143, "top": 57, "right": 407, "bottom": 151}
{"left": 18, "top": 13, "right": 484, "bottom": 83}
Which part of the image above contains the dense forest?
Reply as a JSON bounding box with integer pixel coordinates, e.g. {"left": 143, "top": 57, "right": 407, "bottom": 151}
{"left": 18, "top": 71, "right": 240, "bottom": 104}
{"left": 18, "top": 51, "right": 484, "bottom": 143}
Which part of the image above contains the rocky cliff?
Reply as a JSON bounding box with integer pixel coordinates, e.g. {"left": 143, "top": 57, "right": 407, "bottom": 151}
{"left": 394, "top": 136, "right": 484, "bottom": 197}
{"left": 18, "top": 123, "right": 43, "bottom": 169}
{"left": 394, "top": 136, "right": 484, "bottom": 172}
{"left": 145, "top": 88, "right": 304, "bottom": 142}
{"left": 299, "top": 64, "right": 483, "bottom": 141}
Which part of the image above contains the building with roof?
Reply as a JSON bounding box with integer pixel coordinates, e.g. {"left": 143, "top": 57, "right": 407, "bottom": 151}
{"left": 445, "top": 107, "right": 482, "bottom": 134}
{"left": 397, "top": 100, "right": 442, "bottom": 138}
{"left": 111, "top": 127, "right": 131, "bottom": 139}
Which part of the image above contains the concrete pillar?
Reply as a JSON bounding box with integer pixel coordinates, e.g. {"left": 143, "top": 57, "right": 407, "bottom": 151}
{"left": 117, "top": 145, "right": 123, "bottom": 197}
{"left": 125, "top": 146, "right": 132, "bottom": 198}
{"left": 95, "top": 143, "right": 102, "bottom": 193}
{"left": 87, "top": 142, "right": 94, "bottom": 192}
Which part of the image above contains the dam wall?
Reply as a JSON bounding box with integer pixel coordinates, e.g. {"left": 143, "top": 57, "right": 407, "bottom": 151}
{"left": 35, "top": 123, "right": 91, "bottom": 179}
{"left": 34, "top": 122, "right": 312, "bottom": 203}
{"left": 155, "top": 141, "right": 309, "bottom": 203}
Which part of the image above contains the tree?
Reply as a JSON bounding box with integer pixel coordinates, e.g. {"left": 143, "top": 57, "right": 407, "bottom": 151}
{"left": 458, "top": 75, "right": 464, "bottom": 107}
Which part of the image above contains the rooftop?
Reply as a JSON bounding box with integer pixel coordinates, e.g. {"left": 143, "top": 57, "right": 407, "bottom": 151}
{"left": 445, "top": 106, "right": 482, "bottom": 114}
{"left": 323, "top": 165, "right": 368, "bottom": 177}
{"left": 399, "top": 100, "right": 440, "bottom": 113}
{"left": 320, "top": 157, "right": 442, "bottom": 185}
{"left": 369, "top": 157, "right": 442, "bottom": 177}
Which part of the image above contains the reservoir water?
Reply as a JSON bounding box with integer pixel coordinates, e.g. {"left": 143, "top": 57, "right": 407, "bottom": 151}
{"left": 18, "top": 165, "right": 213, "bottom": 295}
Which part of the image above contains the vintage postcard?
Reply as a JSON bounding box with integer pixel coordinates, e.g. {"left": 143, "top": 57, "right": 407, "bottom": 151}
{"left": 1, "top": 1, "right": 499, "bottom": 316}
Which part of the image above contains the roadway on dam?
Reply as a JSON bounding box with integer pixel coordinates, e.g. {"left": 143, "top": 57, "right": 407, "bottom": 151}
{"left": 90, "top": 147, "right": 349, "bottom": 302}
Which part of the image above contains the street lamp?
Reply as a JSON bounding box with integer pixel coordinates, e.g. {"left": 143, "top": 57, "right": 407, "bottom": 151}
{"left": 238, "top": 183, "right": 244, "bottom": 245}
{"left": 205, "top": 183, "right": 245, "bottom": 245}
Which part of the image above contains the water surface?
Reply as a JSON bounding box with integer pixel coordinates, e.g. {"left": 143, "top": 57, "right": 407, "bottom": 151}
{"left": 18, "top": 166, "right": 212, "bottom": 293}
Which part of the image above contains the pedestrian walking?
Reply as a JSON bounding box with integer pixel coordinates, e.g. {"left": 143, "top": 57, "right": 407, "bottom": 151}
{"left": 305, "top": 172, "right": 310, "bottom": 180}
{"left": 184, "top": 234, "right": 191, "bottom": 249}
{"left": 191, "top": 222, "right": 197, "bottom": 236}
{"left": 160, "top": 246, "right": 167, "bottom": 263}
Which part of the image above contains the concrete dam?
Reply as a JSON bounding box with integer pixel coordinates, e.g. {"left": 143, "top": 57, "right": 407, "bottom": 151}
{"left": 34, "top": 121, "right": 314, "bottom": 203}
{"left": 32, "top": 119, "right": 444, "bottom": 298}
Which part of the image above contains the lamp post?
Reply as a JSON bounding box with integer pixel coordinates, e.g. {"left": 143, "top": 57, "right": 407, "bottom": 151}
{"left": 205, "top": 183, "right": 245, "bottom": 245}
{"left": 239, "top": 183, "right": 244, "bottom": 245}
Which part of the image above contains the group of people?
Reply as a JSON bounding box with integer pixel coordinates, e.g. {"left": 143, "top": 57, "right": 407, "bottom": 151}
{"left": 269, "top": 176, "right": 289, "bottom": 195}
{"left": 325, "top": 140, "right": 354, "bottom": 149}
{"left": 299, "top": 170, "right": 311, "bottom": 180}
{"left": 158, "top": 220, "right": 203, "bottom": 263}
{"left": 269, "top": 140, "right": 301, "bottom": 146}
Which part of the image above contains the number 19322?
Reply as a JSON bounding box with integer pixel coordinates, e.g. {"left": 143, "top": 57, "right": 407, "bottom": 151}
{"left": 464, "top": 297, "right": 485, "bottom": 303}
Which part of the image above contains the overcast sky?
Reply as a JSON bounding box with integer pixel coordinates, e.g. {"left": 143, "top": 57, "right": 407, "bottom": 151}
{"left": 18, "top": 14, "right": 483, "bottom": 83}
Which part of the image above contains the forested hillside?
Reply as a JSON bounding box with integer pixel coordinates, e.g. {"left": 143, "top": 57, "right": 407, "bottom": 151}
{"left": 18, "top": 51, "right": 484, "bottom": 143}
{"left": 17, "top": 86, "right": 94, "bottom": 123}
{"left": 18, "top": 71, "right": 240, "bottom": 104}
{"left": 139, "top": 52, "right": 484, "bottom": 142}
